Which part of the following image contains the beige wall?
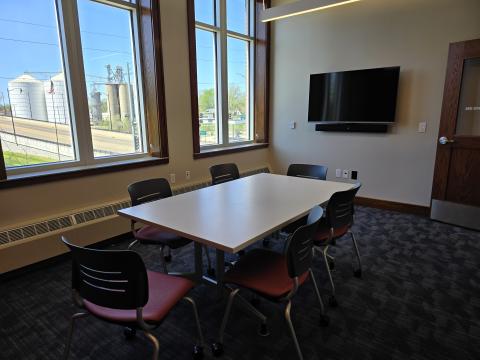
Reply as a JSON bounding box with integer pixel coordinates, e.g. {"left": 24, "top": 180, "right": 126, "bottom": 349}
{"left": 0, "top": 0, "right": 269, "bottom": 272}
{"left": 268, "top": 0, "right": 480, "bottom": 206}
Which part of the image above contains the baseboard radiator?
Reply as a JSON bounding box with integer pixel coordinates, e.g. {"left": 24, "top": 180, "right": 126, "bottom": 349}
{"left": 0, "top": 166, "right": 270, "bottom": 248}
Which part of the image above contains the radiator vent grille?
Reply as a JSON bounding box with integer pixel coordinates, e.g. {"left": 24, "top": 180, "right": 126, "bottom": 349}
{"left": 0, "top": 166, "right": 270, "bottom": 246}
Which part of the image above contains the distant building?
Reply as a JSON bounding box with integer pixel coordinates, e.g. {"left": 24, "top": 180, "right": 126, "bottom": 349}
{"left": 44, "top": 73, "right": 70, "bottom": 124}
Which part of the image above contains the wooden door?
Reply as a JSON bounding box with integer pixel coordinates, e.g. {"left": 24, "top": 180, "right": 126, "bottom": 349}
{"left": 431, "top": 39, "right": 480, "bottom": 230}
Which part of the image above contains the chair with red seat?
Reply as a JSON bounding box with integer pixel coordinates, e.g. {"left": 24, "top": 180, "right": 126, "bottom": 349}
{"left": 211, "top": 206, "right": 328, "bottom": 360}
{"left": 61, "top": 236, "right": 205, "bottom": 360}
{"left": 313, "top": 182, "right": 362, "bottom": 307}
{"left": 127, "top": 178, "right": 212, "bottom": 274}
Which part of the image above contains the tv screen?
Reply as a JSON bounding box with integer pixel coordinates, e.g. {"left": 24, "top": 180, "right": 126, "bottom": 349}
{"left": 308, "top": 66, "right": 400, "bottom": 124}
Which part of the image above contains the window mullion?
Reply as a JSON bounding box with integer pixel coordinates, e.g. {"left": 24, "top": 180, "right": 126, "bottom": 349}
{"left": 219, "top": 0, "right": 229, "bottom": 146}
{"left": 57, "top": 0, "right": 94, "bottom": 165}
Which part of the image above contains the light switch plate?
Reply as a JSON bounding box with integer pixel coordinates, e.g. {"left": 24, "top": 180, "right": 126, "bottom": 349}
{"left": 336, "top": 169, "right": 342, "bottom": 178}
{"left": 170, "top": 173, "right": 176, "bottom": 184}
{"left": 289, "top": 121, "right": 296, "bottom": 129}
{"left": 418, "top": 122, "right": 427, "bottom": 133}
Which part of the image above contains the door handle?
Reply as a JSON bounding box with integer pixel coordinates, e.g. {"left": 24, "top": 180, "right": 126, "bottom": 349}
{"left": 439, "top": 136, "right": 455, "bottom": 145}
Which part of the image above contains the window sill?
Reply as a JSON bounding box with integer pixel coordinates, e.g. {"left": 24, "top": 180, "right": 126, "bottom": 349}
{"left": 0, "top": 156, "right": 169, "bottom": 190}
{"left": 193, "top": 143, "right": 269, "bottom": 159}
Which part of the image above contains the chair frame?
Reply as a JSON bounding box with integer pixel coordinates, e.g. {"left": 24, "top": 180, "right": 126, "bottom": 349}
{"left": 212, "top": 206, "right": 328, "bottom": 360}
{"left": 313, "top": 182, "right": 362, "bottom": 306}
{"left": 62, "top": 237, "right": 204, "bottom": 360}
{"left": 127, "top": 178, "right": 212, "bottom": 275}
{"left": 209, "top": 163, "right": 240, "bottom": 186}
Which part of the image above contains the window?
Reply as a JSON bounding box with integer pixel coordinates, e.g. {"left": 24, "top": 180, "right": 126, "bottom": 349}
{"left": 0, "top": 0, "right": 167, "bottom": 180}
{"left": 190, "top": 0, "right": 266, "bottom": 154}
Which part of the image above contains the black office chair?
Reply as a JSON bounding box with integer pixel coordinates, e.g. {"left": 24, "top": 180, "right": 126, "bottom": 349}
{"left": 61, "top": 237, "right": 205, "bottom": 360}
{"left": 313, "top": 182, "right": 362, "bottom": 307}
{"left": 209, "top": 163, "right": 240, "bottom": 185}
{"left": 127, "top": 178, "right": 212, "bottom": 274}
{"left": 287, "top": 163, "right": 328, "bottom": 180}
{"left": 211, "top": 206, "right": 328, "bottom": 360}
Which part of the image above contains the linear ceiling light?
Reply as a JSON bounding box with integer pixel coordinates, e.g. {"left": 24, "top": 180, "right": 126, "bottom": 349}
{"left": 260, "top": 0, "right": 361, "bottom": 23}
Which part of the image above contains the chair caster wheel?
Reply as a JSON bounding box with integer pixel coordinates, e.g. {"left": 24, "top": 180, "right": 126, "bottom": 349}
{"left": 258, "top": 322, "right": 270, "bottom": 337}
{"left": 263, "top": 239, "right": 270, "bottom": 247}
{"left": 123, "top": 327, "right": 136, "bottom": 340}
{"left": 328, "top": 296, "right": 338, "bottom": 307}
{"left": 354, "top": 269, "right": 362, "bottom": 278}
{"left": 211, "top": 342, "right": 224, "bottom": 357}
{"left": 207, "top": 267, "right": 215, "bottom": 277}
{"left": 193, "top": 345, "right": 204, "bottom": 359}
{"left": 319, "top": 315, "right": 330, "bottom": 327}
{"left": 328, "top": 260, "right": 335, "bottom": 270}
{"left": 164, "top": 254, "right": 172, "bottom": 263}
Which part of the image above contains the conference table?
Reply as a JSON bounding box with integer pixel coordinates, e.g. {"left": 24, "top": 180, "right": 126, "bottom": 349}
{"left": 118, "top": 173, "right": 354, "bottom": 295}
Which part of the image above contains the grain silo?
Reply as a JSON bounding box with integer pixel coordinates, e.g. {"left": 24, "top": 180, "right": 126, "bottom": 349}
{"left": 105, "top": 83, "right": 120, "bottom": 118}
{"left": 44, "top": 73, "right": 70, "bottom": 124}
{"left": 89, "top": 89, "right": 102, "bottom": 123}
{"left": 8, "top": 74, "right": 47, "bottom": 121}
{"left": 118, "top": 83, "right": 131, "bottom": 121}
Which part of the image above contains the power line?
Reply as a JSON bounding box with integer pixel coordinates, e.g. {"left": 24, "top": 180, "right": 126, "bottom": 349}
{"left": 0, "top": 36, "right": 130, "bottom": 55}
{"left": 0, "top": 17, "right": 128, "bottom": 39}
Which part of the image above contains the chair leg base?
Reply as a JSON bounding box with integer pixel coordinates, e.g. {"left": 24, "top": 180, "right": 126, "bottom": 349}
{"left": 258, "top": 322, "right": 270, "bottom": 337}
{"left": 354, "top": 269, "right": 362, "bottom": 278}
{"left": 211, "top": 342, "right": 224, "bottom": 357}
{"left": 319, "top": 315, "right": 330, "bottom": 327}
{"left": 328, "top": 296, "right": 338, "bottom": 307}
{"left": 123, "top": 327, "right": 137, "bottom": 340}
{"left": 193, "top": 345, "right": 204, "bottom": 360}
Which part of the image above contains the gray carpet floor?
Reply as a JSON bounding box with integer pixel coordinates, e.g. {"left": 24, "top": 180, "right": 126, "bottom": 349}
{"left": 0, "top": 206, "right": 479, "bottom": 360}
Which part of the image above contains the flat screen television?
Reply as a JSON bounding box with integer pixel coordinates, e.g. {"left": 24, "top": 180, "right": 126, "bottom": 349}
{"left": 308, "top": 66, "right": 400, "bottom": 127}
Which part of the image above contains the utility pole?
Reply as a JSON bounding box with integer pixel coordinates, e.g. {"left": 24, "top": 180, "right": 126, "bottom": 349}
{"left": 6, "top": 88, "right": 19, "bottom": 145}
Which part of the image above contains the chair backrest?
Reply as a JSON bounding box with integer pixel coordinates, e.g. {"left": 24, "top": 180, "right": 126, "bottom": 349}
{"left": 128, "top": 178, "right": 172, "bottom": 206}
{"left": 284, "top": 206, "right": 323, "bottom": 278}
{"left": 62, "top": 236, "right": 149, "bottom": 310}
{"left": 209, "top": 163, "right": 240, "bottom": 185}
{"left": 325, "top": 182, "right": 361, "bottom": 230}
{"left": 287, "top": 164, "right": 328, "bottom": 181}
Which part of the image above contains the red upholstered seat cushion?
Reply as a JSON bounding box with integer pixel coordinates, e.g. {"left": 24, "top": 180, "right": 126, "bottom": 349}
{"left": 135, "top": 225, "right": 191, "bottom": 249}
{"left": 83, "top": 270, "right": 193, "bottom": 324}
{"left": 224, "top": 249, "right": 309, "bottom": 299}
{"left": 313, "top": 223, "right": 350, "bottom": 244}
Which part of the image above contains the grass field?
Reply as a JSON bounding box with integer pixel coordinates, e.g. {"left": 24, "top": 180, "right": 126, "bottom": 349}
{"left": 4, "top": 151, "right": 56, "bottom": 167}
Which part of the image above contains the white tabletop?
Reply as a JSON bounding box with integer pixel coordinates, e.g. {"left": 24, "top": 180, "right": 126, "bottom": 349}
{"left": 118, "top": 173, "right": 354, "bottom": 253}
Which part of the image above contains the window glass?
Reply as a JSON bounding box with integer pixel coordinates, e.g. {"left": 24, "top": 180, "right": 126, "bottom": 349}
{"left": 0, "top": 0, "right": 75, "bottom": 168}
{"left": 227, "top": 37, "right": 250, "bottom": 142}
{"left": 196, "top": 29, "right": 219, "bottom": 146}
{"left": 227, "top": 0, "right": 248, "bottom": 34}
{"left": 78, "top": 0, "right": 144, "bottom": 157}
{"left": 195, "top": 0, "right": 215, "bottom": 25}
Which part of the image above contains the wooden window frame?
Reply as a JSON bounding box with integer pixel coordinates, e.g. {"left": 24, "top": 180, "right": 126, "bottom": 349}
{"left": 0, "top": 0, "right": 169, "bottom": 187}
{"left": 187, "top": 0, "right": 270, "bottom": 159}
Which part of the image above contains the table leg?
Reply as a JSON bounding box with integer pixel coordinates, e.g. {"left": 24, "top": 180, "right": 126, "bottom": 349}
{"left": 194, "top": 242, "right": 203, "bottom": 283}
{"left": 216, "top": 249, "right": 225, "bottom": 298}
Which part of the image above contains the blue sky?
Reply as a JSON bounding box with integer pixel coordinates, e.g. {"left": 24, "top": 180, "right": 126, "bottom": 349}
{"left": 0, "top": 0, "right": 248, "bottom": 105}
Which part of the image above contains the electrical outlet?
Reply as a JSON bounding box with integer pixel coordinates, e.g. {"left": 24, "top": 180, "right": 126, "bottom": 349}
{"left": 351, "top": 170, "right": 358, "bottom": 180}
{"left": 185, "top": 170, "right": 191, "bottom": 180}
{"left": 342, "top": 170, "right": 349, "bottom": 179}
{"left": 418, "top": 122, "right": 427, "bottom": 133}
{"left": 335, "top": 169, "right": 342, "bottom": 178}
{"left": 169, "top": 173, "right": 176, "bottom": 184}
{"left": 289, "top": 121, "right": 296, "bottom": 129}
